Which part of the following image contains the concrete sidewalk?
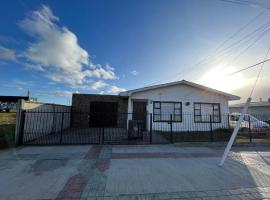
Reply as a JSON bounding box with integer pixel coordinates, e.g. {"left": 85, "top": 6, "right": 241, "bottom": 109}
{"left": 0, "top": 145, "right": 270, "bottom": 200}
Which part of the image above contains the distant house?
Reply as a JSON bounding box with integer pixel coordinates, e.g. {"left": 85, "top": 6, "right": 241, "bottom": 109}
{"left": 0, "top": 96, "right": 29, "bottom": 111}
{"left": 72, "top": 80, "right": 240, "bottom": 131}
{"left": 230, "top": 99, "right": 270, "bottom": 117}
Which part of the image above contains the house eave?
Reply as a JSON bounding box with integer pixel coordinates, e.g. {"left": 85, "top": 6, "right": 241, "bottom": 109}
{"left": 119, "top": 80, "right": 240, "bottom": 101}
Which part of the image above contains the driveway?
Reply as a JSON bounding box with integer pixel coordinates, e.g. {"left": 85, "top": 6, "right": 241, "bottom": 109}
{"left": 0, "top": 144, "right": 270, "bottom": 200}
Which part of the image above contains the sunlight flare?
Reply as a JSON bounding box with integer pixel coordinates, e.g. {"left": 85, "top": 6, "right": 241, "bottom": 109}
{"left": 198, "top": 65, "right": 246, "bottom": 92}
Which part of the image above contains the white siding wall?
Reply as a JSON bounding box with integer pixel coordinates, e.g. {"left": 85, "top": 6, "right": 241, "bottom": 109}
{"left": 128, "top": 84, "right": 230, "bottom": 131}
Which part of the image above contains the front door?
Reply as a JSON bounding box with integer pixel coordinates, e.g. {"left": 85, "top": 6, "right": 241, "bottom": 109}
{"left": 132, "top": 101, "right": 147, "bottom": 130}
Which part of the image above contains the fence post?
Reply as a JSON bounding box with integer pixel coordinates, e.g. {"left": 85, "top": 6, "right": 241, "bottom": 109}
{"left": 170, "top": 114, "right": 173, "bottom": 143}
{"left": 18, "top": 111, "right": 25, "bottom": 146}
{"left": 150, "top": 114, "right": 152, "bottom": 144}
{"left": 248, "top": 115, "right": 252, "bottom": 143}
{"left": 59, "top": 112, "right": 64, "bottom": 144}
{"left": 102, "top": 127, "right": 105, "bottom": 144}
{"left": 210, "top": 115, "right": 213, "bottom": 142}
{"left": 227, "top": 114, "right": 230, "bottom": 129}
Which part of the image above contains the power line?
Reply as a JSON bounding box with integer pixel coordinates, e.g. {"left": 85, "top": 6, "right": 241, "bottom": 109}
{"left": 169, "top": 25, "right": 270, "bottom": 101}
{"left": 204, "top": 22, "right": 270, "bottom": 68}
{"left": 214, "top": 21, "right": 270, "bottom": 57}
{"left": 206, "top": 9, "right": 267, "bottom": 55}
{"left": 220, "top": 0, "right": 270, "bottom": 9}
{"left": 140, "top": 9, "right": 267, "bottom": 88}
{"left": 176, "top": 20, "right": 270, "bottom": 85}
{"left": 217, "top": 25, "right": 270, "bottom": 66}
{"left": 172, "top": 56, "right": 270, "bottom": 105}
{"left": 249, "top": 46, "right": 270, "bottom": 96}
{"left": 227, "top": 57, "right": 270, "bottom": 76}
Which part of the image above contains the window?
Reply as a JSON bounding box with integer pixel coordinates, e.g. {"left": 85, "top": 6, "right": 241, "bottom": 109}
{"left": 153, "top": 101, "right": 182, "bottom": 122}
{"left": 194, "top": 103, "right": 220, "bottom": 123}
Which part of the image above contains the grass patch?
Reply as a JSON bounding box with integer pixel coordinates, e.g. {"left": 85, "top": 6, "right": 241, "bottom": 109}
{"left": 156, "top": 128, "right": 251, "bottom": 143}
{"left": 0, "top": 112, "right": 16, "bottom": 124}
{"left": 0, "top": 112, "right": 16, "bottom": 148}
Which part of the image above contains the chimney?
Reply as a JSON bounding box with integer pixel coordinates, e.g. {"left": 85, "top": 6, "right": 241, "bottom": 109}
{"left": 259, "top": 98, "right": 262, "bottom": 102}
{"left": 268, "top": 98, "right": 270, "bottom": 104}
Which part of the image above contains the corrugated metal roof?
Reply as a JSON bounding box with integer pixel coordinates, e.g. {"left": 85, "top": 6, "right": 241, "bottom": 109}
{"left": 0, "top": 96, "right": 29, "bottom": 102}
{"left": 230, "top": 101, "right": 270, "bottom": 108}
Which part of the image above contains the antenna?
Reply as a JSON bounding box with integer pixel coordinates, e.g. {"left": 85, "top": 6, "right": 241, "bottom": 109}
{"left": 27, "top": 89, "right": 31, "bottom": 97}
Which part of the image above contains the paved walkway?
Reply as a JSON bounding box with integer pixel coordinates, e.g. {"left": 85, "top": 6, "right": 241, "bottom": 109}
{"left": 0, "top": 145, "right": 270, "bottom": 199}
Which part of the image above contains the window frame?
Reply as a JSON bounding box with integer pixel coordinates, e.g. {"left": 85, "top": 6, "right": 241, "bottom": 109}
{"left": 193, "top": 102, "right": 221, "bottom": 123}
{"left": 153, "top": 101, "right": 182, "bottom": 122}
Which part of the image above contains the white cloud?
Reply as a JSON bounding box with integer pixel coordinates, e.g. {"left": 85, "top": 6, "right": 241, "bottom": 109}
{"left": 24, "top": 63, "right": 45, "bottom": 71}
{"left": 88, "top": 80, "right": 107, "bottom": 90}
{"left": 0, "top": 46, "right": 16, "bottom": 61}
{"left": 18, "top": 5, "right": 117, "bottom": 86}
{"left": 107, "top": 85, "right": 126, "bottom": 94}
{"left": 131, "top": 70, "right": 138, "bottom": 76}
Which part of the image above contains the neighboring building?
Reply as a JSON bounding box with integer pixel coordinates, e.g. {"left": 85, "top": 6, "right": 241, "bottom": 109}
{"left": 72, "top": 80, "right": 240, "bottom": 131}
{"left": 0, "top": 96, "right": 29, "bottom": 111}
{"left": 230, "top": 99, "right": 270, "bottom": 117}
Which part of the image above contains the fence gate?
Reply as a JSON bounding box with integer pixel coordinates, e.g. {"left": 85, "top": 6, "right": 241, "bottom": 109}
{"left": 18, "top": 111, "right": 152, "bottom": 145}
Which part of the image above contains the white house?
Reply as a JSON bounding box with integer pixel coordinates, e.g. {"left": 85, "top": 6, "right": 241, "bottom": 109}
{"left": 119, "top": 80, "right": 240, "bottom": 131}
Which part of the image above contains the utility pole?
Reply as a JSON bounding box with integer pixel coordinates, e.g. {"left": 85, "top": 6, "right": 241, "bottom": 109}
{"left": 219, "top": 97, "right": 251, "bottom": 166}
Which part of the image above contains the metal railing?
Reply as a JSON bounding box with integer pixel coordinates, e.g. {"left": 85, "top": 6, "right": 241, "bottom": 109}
{"left": 16, "top": 111, "right": 270, "bottom": 145}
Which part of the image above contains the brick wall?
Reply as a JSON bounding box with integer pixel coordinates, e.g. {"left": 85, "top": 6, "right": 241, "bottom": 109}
{"left": 71, "top": 94, "right": 128, "bottom": 128}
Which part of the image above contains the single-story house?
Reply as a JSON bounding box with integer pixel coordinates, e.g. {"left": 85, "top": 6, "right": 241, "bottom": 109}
{"left": 72, "top": 80, "right": 240, "bottom": 131}
{"left": 230, "top": 99, "right": 270, "bottom": 118}
{"left": 0, "top": 96, "right": 29, "bottom": 111}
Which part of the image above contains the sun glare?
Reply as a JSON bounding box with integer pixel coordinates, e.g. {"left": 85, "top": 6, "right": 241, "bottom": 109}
{"left": 198, "top": 65, "right": 246, "bottom": 93}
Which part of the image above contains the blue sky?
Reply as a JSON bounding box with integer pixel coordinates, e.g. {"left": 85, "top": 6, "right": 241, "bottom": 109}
{"left": 1, "top": 0, "right": 270, "bottom": 104}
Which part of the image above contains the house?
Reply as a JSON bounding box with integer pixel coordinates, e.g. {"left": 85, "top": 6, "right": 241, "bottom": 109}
{"left": 0, "top": 96, "right": 29, "bottom": 111}
{"left": 71, "top": 80, "right": 240, "bottom": 131}
{"left": 230, "top": 99, "right": 270, "bottom": 119}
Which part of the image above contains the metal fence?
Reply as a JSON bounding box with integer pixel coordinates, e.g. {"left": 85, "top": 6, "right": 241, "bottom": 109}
{"left": 17, "top": 111, "right": 270, "bottom": 145}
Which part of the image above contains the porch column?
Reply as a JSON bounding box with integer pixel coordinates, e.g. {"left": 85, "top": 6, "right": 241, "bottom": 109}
{"left": 127, "top": 97, "right": 132, "bottom": 129}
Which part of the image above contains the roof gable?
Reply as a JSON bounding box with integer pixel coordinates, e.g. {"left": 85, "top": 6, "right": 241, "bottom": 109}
{"left": 119, "top": 80, "right": 240, "bottom": 101}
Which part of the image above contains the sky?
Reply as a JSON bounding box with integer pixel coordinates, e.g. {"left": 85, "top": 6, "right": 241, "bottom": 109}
{"left": 1, "top": 0, "right": 270, "bottom": 105}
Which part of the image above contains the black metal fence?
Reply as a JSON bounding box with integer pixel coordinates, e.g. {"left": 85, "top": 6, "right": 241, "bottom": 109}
{"left": 17, "top": 111, "right": 270, "bottom": 145}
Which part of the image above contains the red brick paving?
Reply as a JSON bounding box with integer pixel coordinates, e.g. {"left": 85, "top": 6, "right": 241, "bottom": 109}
{"left": 111, "top": 152, "right": 222, "bottom": 159}
{"left": 96, "top": 159, "right": 111, "bottom": 172}
{"left": 84, "top": 145, "right": 102, "bottom": 160}
{"left": 56, "top": 175, "right": 86, "bottom": 200}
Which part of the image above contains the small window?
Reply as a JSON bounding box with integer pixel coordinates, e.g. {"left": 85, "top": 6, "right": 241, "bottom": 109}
{"left": 194, "top": 103, "right": 221, "bottom": 123}
{"left": 153, "top": 101, "right": 182, "bottom": 122}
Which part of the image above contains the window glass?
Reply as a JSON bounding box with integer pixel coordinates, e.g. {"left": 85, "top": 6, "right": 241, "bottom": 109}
{"left": 195, "top": 115, "right": 201, "bottom": 122}
{"left": 175, "top": 109, "right": 181, "bottom": 115}
{"left": 153, "top": 101, "right": 182, "bottom": 122}
{"left": 153, "top": 114, "right": 160, "bottom": 121}
{"left": 154, "top": 102, "right": 161, "bottom": 108}
{"left": 154, "top": 108, "right": 160, "bottom": 114}
{"left": 194, "top": 109, "right": 200, "bottom": 115}
{"left": 175, "top": 103, "right": 181, "bottom": 109}
{"left": 194, "top": 103, "right": 220, "bottom": 122}
{"left": 194, "top": 104, "right": 200, "bottom": 109}
{"left": 201, "top": 104, "right": 213, "bottom": 115}
{"left": 161, "top": 103, "right": 174, "bottom": 115}
{"left": 213, "top": 104, "right": 219, "bottom": 109}
{"left": 174, "top": 115, "right": 181, "bottom": 121}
